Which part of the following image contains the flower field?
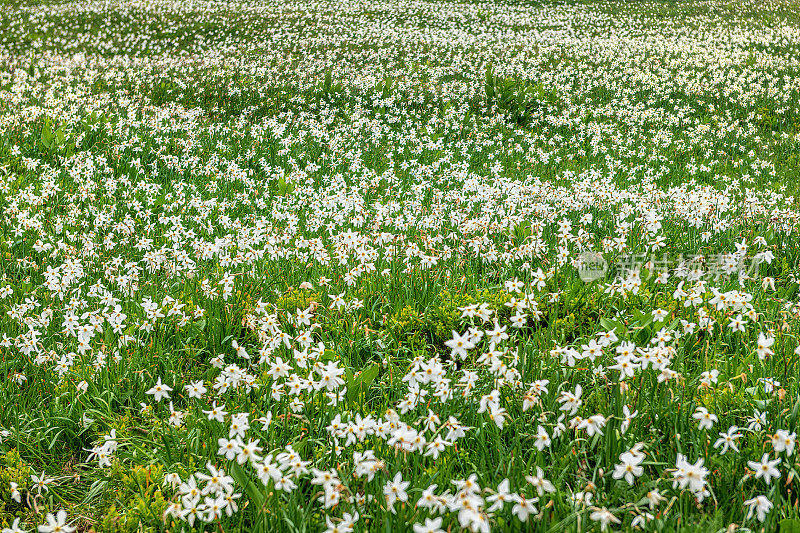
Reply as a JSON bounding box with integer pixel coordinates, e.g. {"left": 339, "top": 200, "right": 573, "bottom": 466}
{"left": 1, "top": 0, "right": 800, "bottom": 530}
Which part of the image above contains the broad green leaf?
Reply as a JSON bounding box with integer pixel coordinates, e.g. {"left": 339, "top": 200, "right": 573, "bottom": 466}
{"left": 347, "top": 363, "right": 379, "bottom": 401}
{"left": 41, "top": 119, "right": 53, "bottom": 145}
{"left": 779, "top": 519, "right": 800, "bottom": 533}
{"left": 230, "top": 461, "right": 266, "bottom": 509}
{"left": 599, "top": 317, "right": 626, "bottom": 335}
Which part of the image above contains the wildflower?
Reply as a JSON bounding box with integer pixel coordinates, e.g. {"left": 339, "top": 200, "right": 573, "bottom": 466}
{"left": 589, "top": 507, "right": 620, "bottom": 531}
{"left": 672, "top": 454, "right": 709, "bottom": 500}
{"left": 417, "top": 484, "right": 441, "bottom": 510}
{"left": 37, "top": 511, "right": 74, "bottom": 533}
{"left": 185, "top": 380, "right": 207, "bottom": 399}
{"left": 699, "top": 369, "right": 719, "bottom": 387}
{"left": 196, "top": 463, "right": 234, "bottom": 495}
{"left": 488, "top": 405, "right": 508, "bottom": 429}
{"left": 570, "top": 491, "right": 592, "bottom": 506}
{"left": 486, "top": 478, "right": 514, "bottom": 512}
{"left": 383, "top": 472, "right": 410, "bottom": 513}
{"left": 145, "top": 377, "right": 172, "bottom": 401}
{"left": 525, "top": 467, "right": 555, "bottom": 496}
{"left": 229, "top": 412, "right": 250, "bottom": 439}
{"left": 747, "top": 410, "right": 767, "bottom": 431}
{"left": 747, "top": 454, "right": 781, "bottom": 485}
{"left": 651, "top": 309, "right": 668, "bottom": 321}
{"left": 203, "top": 402, "right": 228, "bottom": 422}
{"left": 164, "top": 472, "right": 182, "bottom": 489}
{"left": 413, "top": 518, "right": 444, "bottom": 533}
{"left": 31, "top": 472, "right": 54, "bottom": 494}
{"left": 275, "top": 475, "right": 297, "bottom": 492}
{"left": 645, "top": 489, "right": 665, "bottom": 509}
{"left": 713, "top": 426, "right": 742, "bottom": 455}
{"left": 236, "top": 439, "right": 262, "bottom": 465}
{"left": 743, "top": 495, "right": 773, "bottom": 522}
{"left": 217, "top": 437, "right": 242, "bottom": 460}
{"left": 755, "top": 333, "right": 774, "bottom": 360}
{"left": 728, "top": 315, "right": 747, "bottom": 333}
{"left": 222, "top": 491, "right": 241, "bottom": 516}
{"left": 613, "top": 450, "right": 644, "bottom": 485}
{"left": 178, "top": 476, "right": 202, "bottom": 501}
{"left": 534, "top": 425, "right": 551, "bottom": 451}
{"left": 631, "top": 513, "right": 654, "bottom": 529}
{"left": 444, "top": 330, "right": 475, "bottom": 360}
{"left": 3, "top": 518, "right": 26, "bottom": 533}
{"left": 579, "top": 414, "right": 607, "bottom": 436}
{"left": 512, "top": 495, "right": 539, "bottom": 522}
{"left": 692, "top": 407, "right": 717, "bottom": 430}
{"left": 558, "top": 384, "right": 582, "bottom": 415}
{"left": 760, "top": 377, "right": 780, "bottom": 393}
{"left": 771, "top": 430, "right": 796, "bottom": 456}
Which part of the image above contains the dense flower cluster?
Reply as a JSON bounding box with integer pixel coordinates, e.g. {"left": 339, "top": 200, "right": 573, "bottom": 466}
{"left": 1, "top": 0, "right": 800, "bottom": 531}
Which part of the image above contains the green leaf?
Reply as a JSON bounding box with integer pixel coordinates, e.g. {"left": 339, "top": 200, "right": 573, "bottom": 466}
{"left": 599, "top": 317, "right": 627, "bottom": 336}
{"left": 485, "top": 65, "right": 495, "bottom": 100}
{"left": 151, "top": 192, "right": 167, "bottom": 209}
{"left": 664, "top": 317, "right": 681, "bottom": 332}
{"left": 347, "top": 363, "right": 379, "bottom": 401}
{"left": 632, "top": 309, "right": 653, "bottom": 329}
{"left": 41, "top": 118, "right": 54, "bottom": 149}
{"left": 779, "top": 519, "right": 800, "bottom": 533}
{"left": 82, "top": 479, "right": 108, "bottom": 504}
{"left": 789, "top": 395, "right": 800, "bottom": 426}
{"left": 754, "top": 399, "right": 770, "bottom": 409}
{"left": 229, "top": 462, "right": 268, "bottom": 533}
{"left": 230, "top": 461, "right": 266, "bottom": 510}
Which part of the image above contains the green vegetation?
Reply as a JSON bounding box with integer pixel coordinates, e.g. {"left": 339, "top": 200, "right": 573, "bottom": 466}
{"left": 0, "top": 0, "right": 800, "bottom": 532}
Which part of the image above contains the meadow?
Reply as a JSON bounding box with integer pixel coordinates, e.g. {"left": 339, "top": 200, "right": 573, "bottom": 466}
{"left": 1, "top": 0, "right": 800, "bottom": 531}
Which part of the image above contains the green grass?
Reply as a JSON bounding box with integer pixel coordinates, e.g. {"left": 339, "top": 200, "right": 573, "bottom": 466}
{"left": 1, "top": 0, "right": 800, "bottom": 532}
